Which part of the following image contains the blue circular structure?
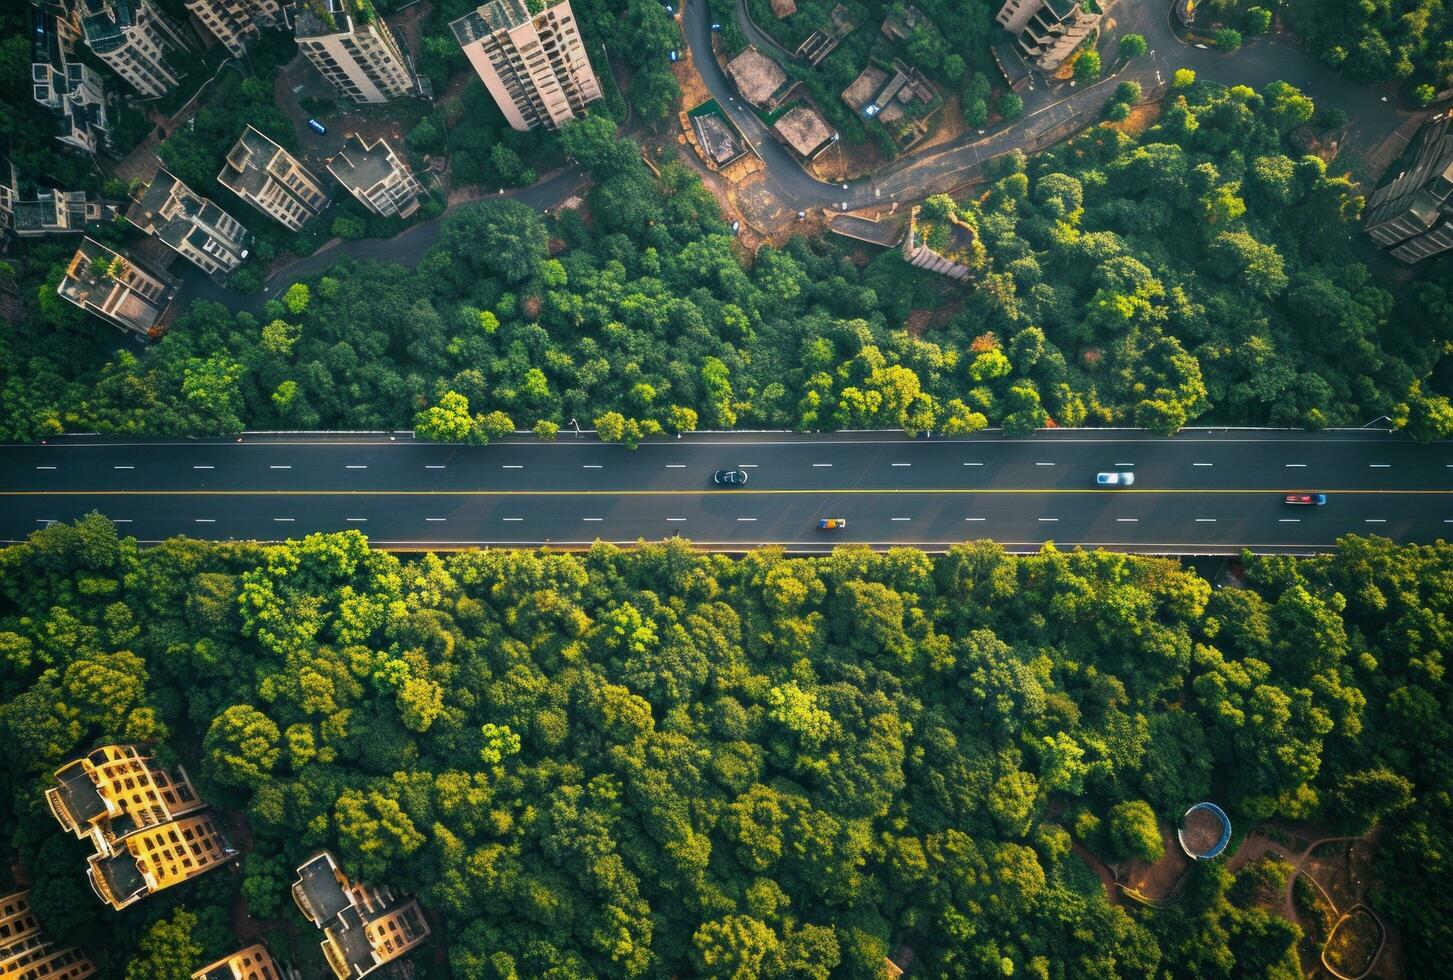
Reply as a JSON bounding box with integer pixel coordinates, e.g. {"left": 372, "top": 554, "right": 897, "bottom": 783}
{"left": 1178, "top": 802, "right": 1232, "bottom": 860}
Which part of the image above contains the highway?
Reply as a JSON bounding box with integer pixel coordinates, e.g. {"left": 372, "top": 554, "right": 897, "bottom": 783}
{"left": 2, "top": 431, "right": 1449, "bottom": 554}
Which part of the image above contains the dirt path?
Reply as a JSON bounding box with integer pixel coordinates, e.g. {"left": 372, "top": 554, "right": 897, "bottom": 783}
{"left": 1071, "top": 840, "right": 1123, "bottom": 905}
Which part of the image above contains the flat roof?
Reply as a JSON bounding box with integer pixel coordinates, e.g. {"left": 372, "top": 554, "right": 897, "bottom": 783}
{"left": 295, "top": 853, "right": 351, "bottom": 925}
{"left": 725, "top": 46, "right": 788, "bottom": 107}
{"left": 773, "top": 105, "right": 834, "bottom": 157}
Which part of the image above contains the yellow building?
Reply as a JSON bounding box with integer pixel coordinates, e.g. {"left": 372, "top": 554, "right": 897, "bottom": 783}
{"left": 45, "top": 745, "right": 235, "bottom": 911}
{"left": 292, "top": 852, "right": 430, "bottom": 979}
{"left": 191, "top": 944, "right": 299, "bottom": 980}
{"left": 0, "top": 891, "right": 95, "bottom": 980}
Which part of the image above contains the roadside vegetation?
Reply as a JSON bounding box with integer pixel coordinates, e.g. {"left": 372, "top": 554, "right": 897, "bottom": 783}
{"left": 2, "top": 521, "right": 1448, "bottom": 975}
{"left": 6, "top": 82, "right": 1453, "bottom": 442}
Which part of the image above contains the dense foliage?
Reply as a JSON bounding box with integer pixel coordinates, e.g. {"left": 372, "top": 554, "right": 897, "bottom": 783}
{"left": 1, "top": 523, "right": 1449, "bottom": 977}
{"left": 6, "top": 82, "right": 1451, "bottom": 441}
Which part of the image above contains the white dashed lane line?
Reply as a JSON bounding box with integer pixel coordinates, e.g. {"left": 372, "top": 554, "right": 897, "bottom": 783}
{"left": 1369, "top": 464, "right": 1390, "bottom": 468}
{"left": 891, "top": 462, "right": 911, "bottom": 467}
{"left": 346, "top": 518, "right": 367, "bottom": 523}
{"left": 114, "top": 465, "right": 133, "bottom": 470}
{"left": 1117, "top": 518, "right": 1139, "bottom": 522}
{"left": 195, "top": 518, "right": 215, "bottom": 523}
{"left": 426, "top": 517, "right": 447, "bottom": 522}
{"left": 502, "top": 517, "right": 523, "bottom": 522}
{"left": 583, "top": 517, "right": 602, "bottom": 522}
{"left": 502, "top": 465, "right": 523, "bottom": 469}
{"left": 965, "top": 517, "right": 986, "bottom": 522}
{"left": 1285, "top": 463, "right": 1306, "bottom": 468}
{"left": 346, "top": 465, "right": 367, "bottom": 470}
{"left": 1193, "top": 462, "right": 1212, "bottom": 467}
{"left": 666, "top": 518, "right": 687, "bottom": 522}
{"left": 1196, "top": 518, "right": 1216, "bottom": 523}
{"left": 891, "top": 517, "right": 911, "bottom": 522}
{"left": 1038, "top": 517, "right": 1058, "bottom": 522}
{"left": 1279, "top": 518, "right": 1300, "bottom": 523}
{"left": 812, "top": 463, "right": 832, "bottom": 467}
{"left": 963, "top": 462, "right": 984, "bottom": 467}
{"left": 270, "top": 465, "right": 291, "bottom": 470}
{"left": 583, "top": 465, "right": 602, "bottom": 469}
{"left": 666, "top": 464, "right": 685, "bottom": 468}
{"left": 425, "top": 464, "right": 446, "bottom": 469}
{"left": 193, "top": 465, "right": 213, "bottom": 470}
{"left": 737, "top": 517, "right": 757, "bottom": 522}
{"left": 1365, "top": 519, "right": 1387, "bottom": 524}
{"left": 35, "top": 466, "right": 56, "bottom": 470}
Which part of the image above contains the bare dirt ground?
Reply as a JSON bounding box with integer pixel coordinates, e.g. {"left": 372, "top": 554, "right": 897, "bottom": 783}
{"left": 1108, "top": 101, "right": 1163, "bottom": 138}
{"left": 1120, "top": 820, "right": 1191, "bottom": 901}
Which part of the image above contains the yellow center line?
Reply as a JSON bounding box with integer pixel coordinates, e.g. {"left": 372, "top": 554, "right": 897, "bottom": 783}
{"left": 1, "top": 489, "right": 1447, "bottom": 497}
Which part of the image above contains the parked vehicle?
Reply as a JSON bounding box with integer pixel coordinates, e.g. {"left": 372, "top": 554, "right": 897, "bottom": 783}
{"left": 307, "top": 118, "right": 327, "bottom": 135}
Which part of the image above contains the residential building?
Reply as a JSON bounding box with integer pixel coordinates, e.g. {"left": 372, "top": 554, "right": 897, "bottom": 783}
{"left": 191, "top": 944, "right": 300, "bottom": 980}
{"left": 55, "top": 239, "right": 177, "bottom": 340}
{"left": 46, "top": 744, "right": 206, "bottom": 844}
{"left": 2, "top": 165, "right": 119, "bottom": 237}
{"left": 450, "top": 0, "right": 601, "bottom": 132}
{"left": 295, "top": 0, "right": 416, "bottom": 103}
{"left": 31, "top": 5, "right": 111, "bottom": 155}
{"left": 292, "top": 852, "right": 430, "bottom": 980}
{"left": 772, "top": 105, "right": 837, "bottom": 162}
{"left": 76, "top": 0, "right": 194, "bottom": 98}
{"left": 88, "top": 812, "right": 236, "bottom": 911}
{"left": 1364, "top": 112, "right": 1453, "bottom": 264}
{"left": 880, "top": 4, "right": 928, "bottom": 43}
{"left": 127, "top": 170, "right": 251, "bottom": 275}
{"left": 327, "top": 134, "right": 423, "bottom": 218}
{"left": 724, "top": 46, "right": 791, "bottom": 111}
{"left": 795, "top": 3, "right": 855, "bottom": 65}
{"left": 841, "top": 58, "right": 941, "bottom": 149}
{"left": 995, "top": 0, "right": 1103, "bottom": 74}
{"left": 0, "top": 891, "right": 96, "bottom": 980}
{"left": 186, "top": 0, "right": 283, "bottom": 57}
{"left": 218, "top": 125, "right": 328, "bottom": 230}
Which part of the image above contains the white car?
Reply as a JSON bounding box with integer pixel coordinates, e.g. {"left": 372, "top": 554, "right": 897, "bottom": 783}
{"left": 1096, "top": 471, "right": 1135, "bottom": 486}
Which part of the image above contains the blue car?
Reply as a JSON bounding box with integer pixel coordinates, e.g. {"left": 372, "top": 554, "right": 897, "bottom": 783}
{"left": 307, "top": 118, "right": 327, "bottom": 135}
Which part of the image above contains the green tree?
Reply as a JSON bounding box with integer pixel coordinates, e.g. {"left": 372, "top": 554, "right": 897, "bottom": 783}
{"left": 204, "top": 704, "right": 281, "bottom": 787}
{"left": 1120, "top": 33, "right": 1148, "bottom": 59}
{"left": 415, "top": 391, "right": 477, "bottom": 443}
{"left": 1075, "top": 51, "right": 1102, "bottom": 83}
{"left": 1107, "top": 800, "right": 1165, "bottom": 863}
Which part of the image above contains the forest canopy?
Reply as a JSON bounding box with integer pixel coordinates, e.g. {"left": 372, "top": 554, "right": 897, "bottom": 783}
{"left": 5, "top": 82, "right": 1453, "bottom": 443}
{"left": 1, "top": 522, "right": 1450, "bottom": 977}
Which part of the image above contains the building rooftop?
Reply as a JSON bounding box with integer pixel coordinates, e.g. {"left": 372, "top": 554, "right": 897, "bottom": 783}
{"left": 50, "top": 760, "right": 110, "bottom": 827}
{"left": 91, "top": 850, "right": 146, "bottom": 905}
{"left": 843, "top": 64, "right": 888, "bottom": 113}
{"left": 327, "top": 135, "right": 405, "bottom": 194}
{"left": 451, "top": 0, "right": 542, "bottom": 45}
{"left": 294, "top": 853, "right": 353, "bottom": 926}
{"left": 220, "top": 126, "right": 300, "bottom": 198}
{"left": 773, "top": 105, "right": 835, "bottom": 157}
{"left": 725, "top": 46, "right": 789, "bottom": 108}
{"left": 295, "top": 0, "right": 380, "bottom": 39}
{"left": 293, "top": 852, "right": 430, "bottom": 979}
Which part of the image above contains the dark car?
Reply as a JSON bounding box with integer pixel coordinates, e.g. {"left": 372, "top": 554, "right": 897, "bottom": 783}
{"left": 714, "top": 469, "right": 748, "bottom": 486}
{"left": 1284, "top": 493, "right": 1327, "bottom": 505}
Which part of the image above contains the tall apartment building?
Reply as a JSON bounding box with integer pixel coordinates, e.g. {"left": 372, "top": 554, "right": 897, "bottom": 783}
{"left": 1364, "top": 112, "right": 1453, "bottom": 264}
{"left": 294, "top": 0, "right": 415, "bottom": 103}
{"left": 57, "top": 240, "right": 178, "bottom": 338}
{"left": 75, "top": 0, "right": 194, "bottom": 98}
{"left": 31, "top": 5, "right": 111, "bottom": 155}
{"left": 2, "top": 164, "right": 119, "bottom": 237}
{"left": 44, "top": 744, "right": 235, "bottom": 906}
{"left": 127, "top": 169, "right": 251, "bottom": 276}
{"left": 292, "top": 852, "right": 430, "bottom": 980}
{"left": 186, "top": 0, "right": 283, "bottom": 57}
{"left": 327, "top": 134, "right": 423, "bottom": 218}
{"left": 192, "top": 944, "right": 300, "bottom": 980}
{"left": 0, "top": 891, "right": 96, "bottom": 980}
{"left": 995, "top": 0, "right": 1103, "bottom": 73}
{"left": 450, "top": 0, "right": 602, "bottom": 132}
{"left": 218, "top": 125, "right": 329, "bottom": 230}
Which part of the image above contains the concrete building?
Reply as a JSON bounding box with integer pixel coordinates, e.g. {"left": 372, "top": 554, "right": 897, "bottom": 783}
{"left": 772, "top": 105, "right": 837, "bottom": 162}
{"left": 76, "top": 0, "right": 194, "bottom": 98}
{"left": 127, "top": 170, "right": 251, "bottom": 276}
{"left": 996, "top": 0, "right": 1103, "bottom": 73}
{"left": 218, "top": 125, "right": 329, "bottom": 230}
{"left": 31, "top": 5, "right": 111, "bottom": 155}
{"left": 724, "top": 46, "right": 791, "bottom": 111}
{"left": 44, "top": 744, "right": 234, "bottom": 905}
{"left": 0, "top": 891, "right": 96, "bottom": 980}
{"left": 186, "top": 0, "right": 283, "bottom": 57}
{"left": 327, "top": 134, "right": 423, "bottom": 218}
{"left": 1364, "top": 112, "right": 1453, "bottom": 264}
{"left": 294, "top": 0, "right": 415, "bottom": 103}
{"left": 2, "top": 166, "right": 119, "bottom": 237}
{"left": 450, "top": 0, "right": 601, "bottom": 132}
{"left": 292, "top": 852, "right": 430, "bottom": 980}
{"left": 191, "top": 944, "right": 300, "bottom": 980}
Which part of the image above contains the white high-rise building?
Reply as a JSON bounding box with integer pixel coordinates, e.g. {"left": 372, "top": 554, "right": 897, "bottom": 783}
{"left": 31, "top": 5, "right": 111, "bottom": 155}
{"left": 450, "top": 0, "right": 602, "bottom": 132}
{"left": 294, "top": 0, "right": 415, "bottom": 103}
{"left": 75, "top": 0, "right": 194, "bottom": 99}
{"left": 185, "top": 0, "right": 282, "bottom": 57}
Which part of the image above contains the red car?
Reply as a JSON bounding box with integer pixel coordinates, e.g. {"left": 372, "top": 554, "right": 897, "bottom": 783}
{"left": 1284, "top": 493, "right": 1327, "bottom": 505}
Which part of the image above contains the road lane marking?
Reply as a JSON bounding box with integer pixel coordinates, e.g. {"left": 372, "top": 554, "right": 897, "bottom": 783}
{"left": 740, "top": 464, "right": 758, "bottom": 468}
{"left": 891, "top": 517, "right": 911, "bottom": 521}
{"left": 1114, "top": 462, "right": 1134, "bottom": 467}
{"left": 1285, "top": 463, "right": 1306, "bottom": 468}
{"left": 1117, "top": 518, "right": 1139, "bottom": 522}
{"left": 891, "top": 462, "right": 911, "bottom": 467}
{"left": 813, "top": 463, "right": 832, "bottom": 467}
{"left": 963, "top": 462, "right": 984, "bottom": 466}
{"left": 1279, "top": 518, "right": 1300, "bottom": 523}
{"left": 1365, "top": 519, "right": 1387, "bottom": 523}
{"left": 1039, "top": 518, "right": 1058, "bottom": 522}
{"left": 502, "top": 465, "right": 523, "bottom": 469}
{"left": 426, "top": 517, "right": 446, "bottom": 522}
{"left": 346, "top": 465, "right": 367, "bottom": 470}
{"left": 273, "top": 518, "right": 294, "bottom": 522}
{"left": 36, "top": 519, "right": 57, "bottom": 524}
{"left": 35, "top": 466, "right": 56, "bottom": 470}
{"left": 1196, "top": 519, "right": 1216, "bottom": 523}
{"left": 666, "top": 518, "right": 687, "bottom": 522}
{"left": 583, "top": 517, "right": 603, "bottom": 522}
{"left": 666, "top": 464, "right": 685, "bottom": 468}
{"left": 112, "top": 519, "right": 131, "bottom": 524}
{"left": 965, "top": 517, "right": 986, "bottom": 522}
{"left": 193, "top": 465, "right": 213, "bottom": 470}
{"left": 1036, "top": 462, "right": 1054, "bottom": 466}
{"left": 347, "top": 518, "right": 367, "bottom": 522}
{"left": 113, "top": 465, "right": 133, "bottom": 470}
{"left": 1369, "top": 464, "right": 1390, "bottom": 468}
{"left": 425, "top": 465, "right": 446, "bottom": 469}
{"left": 737, "top": 517, "right": 757, "bottom": 522}
{"left": 194, "top": 518, "right": 215, "bottom": 523}
{"left": 270, "top": 465, "right": 291, "bottom": 470}
{"left": 583, "top": 465, "right": 602, "bottom": 469}
{"left": 502, "top": 517, "right": 523, "bottom": 522}
{"left": 1194, "top": 462, "right": 1212, "bottom": 467}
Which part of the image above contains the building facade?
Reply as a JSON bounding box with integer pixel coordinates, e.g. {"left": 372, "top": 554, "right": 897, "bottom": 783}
{"left": 995, "top": 0, "right": 1103, "bottom": 73}
{"left": 127, "top": 170, "right": 251, "bottom": 275}
{"left": 44, "top": 743, "right": 234, "bottom": 905}
{"left": 3, "top": 165, "right": 119, "bottom": 237}
{"left": 218, "top": 125, "right": 329, "bottom": 230}
{"left": 292, "top": 852, "right": 430, "bottom": 980}
{"left": 450, "top": 0, "right": 601, "bottom": 132}
{"left": 186, "top": 0, "right": 283, "bottom": 57}
{"left": 191, "top": 944, "right": 300, "bottom": 980}
{"left": 1364, "top": 112, "right": 1453, "bottom": 264}
{"left": 32, "top": 5, "right": 111, "bottom": 155}
{"left": 327, "top": 134, "right": 423, "bottom": 218}
{"left": 76, "top": 0, "right": 194, "bottom": 98}
{"left": 295, "top": 0, "right": 415, "bottom": 103}
{"left": 0, "top": 891, "right": 96, "bottom": 980}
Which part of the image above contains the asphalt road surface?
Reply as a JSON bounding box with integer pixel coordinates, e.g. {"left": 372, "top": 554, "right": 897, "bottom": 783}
{"left": 3, "top": 431, "right": 1449, "bottom": 554}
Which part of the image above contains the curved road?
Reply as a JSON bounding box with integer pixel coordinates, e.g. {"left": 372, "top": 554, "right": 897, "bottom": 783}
{"left": 3, "top": 430, "right": 1449, "bottom": 554}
